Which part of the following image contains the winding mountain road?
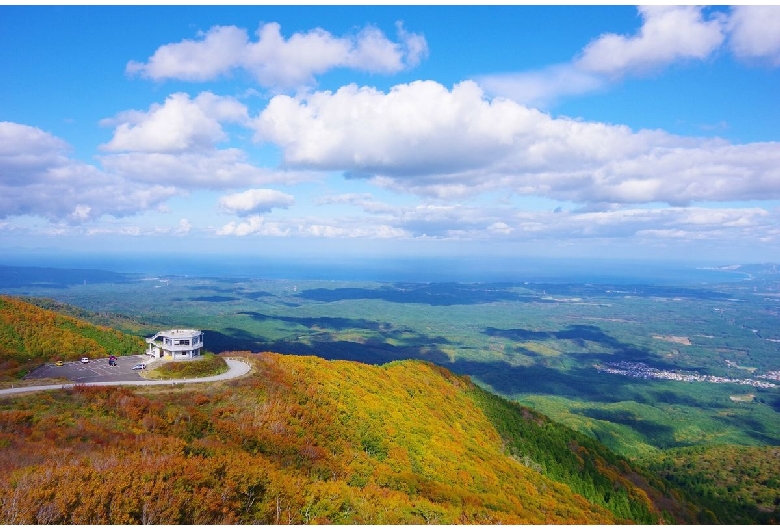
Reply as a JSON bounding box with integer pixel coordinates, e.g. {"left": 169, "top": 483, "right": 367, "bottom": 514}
{"left": 0, "top": 358, "right": 252, "bottom": 398}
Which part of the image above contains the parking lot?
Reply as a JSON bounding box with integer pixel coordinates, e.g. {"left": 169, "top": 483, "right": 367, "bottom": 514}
{"left": 26, "top": 355, "right": 152, "bottom": 383}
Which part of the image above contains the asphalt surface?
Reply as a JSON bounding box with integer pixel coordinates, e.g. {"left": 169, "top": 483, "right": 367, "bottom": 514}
{"left": 28, "top": 354, "right": 149, "bottom": 383}
{"left": 0, "top": 357, "right": 252, "bottom": 397}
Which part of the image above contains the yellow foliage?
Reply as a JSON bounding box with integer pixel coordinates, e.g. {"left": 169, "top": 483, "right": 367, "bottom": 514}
{"left": 0, "top": 351, "right": 619, "bottom": 524}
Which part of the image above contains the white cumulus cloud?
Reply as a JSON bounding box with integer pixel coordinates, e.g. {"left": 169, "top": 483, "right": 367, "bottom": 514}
{"left": 254, "top": 80, "right": 542, "bottom": 176}
{"left": 218, "top": 188, "right": 295, "bottom": 215}
{"left": 479, "top": 6, "right": 726, "bottom": 107}
{"left": 0, "top": 122, "right": 178, "bottom": 222}
{"left": 98, "top": 92, "right": 319, "bottom": 190}
{"left": 127, "top": 21, "right": 428, "bottom": 90}
{"left": 216, "top": 215, "right": 290, "bottom": 237}
{"left": 478, "top": 6, "right": 780, "bottom": 108}
{"left": 253, "top": 80, "right": 780, "bottom": 206}
{"left": 101, "top": 92, "right": 248, "bottom": 153}
{"left": 575, "top": 5, "right": 725, "bottom": 77}
{"left": 176, "top": 218, "right": 192, "bottom": 234}
{"left": 728, "top": 5, "right": 780, "bottom": 65}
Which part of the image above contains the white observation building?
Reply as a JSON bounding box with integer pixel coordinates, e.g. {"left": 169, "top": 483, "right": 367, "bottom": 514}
{"left": 146, "top": 329, "right": 204, "bottom": 360}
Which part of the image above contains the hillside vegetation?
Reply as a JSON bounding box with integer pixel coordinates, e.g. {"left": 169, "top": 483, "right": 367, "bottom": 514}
{"left": 643, "top": 445, "right": 780, "bottom": 524}
{"left": 0, "top": 295, "right": 145, "bottom": 379}
{"left": 145, "top": 353, "right": 228, "bottom": 379}
{"left": 16, "top": 296, "right": 160, "bottom": 335}
{"left": 0, "top": 351, "right": 698, "bottom": 524}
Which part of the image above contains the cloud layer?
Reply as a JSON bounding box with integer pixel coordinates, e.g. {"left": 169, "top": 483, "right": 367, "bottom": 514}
{"left": 211, "top": 195, "right": 779, "bottom": 247}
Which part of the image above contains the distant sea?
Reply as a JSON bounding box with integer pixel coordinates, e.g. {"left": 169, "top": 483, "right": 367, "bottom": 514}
{"left": 0, "top": 251, "right": 749, "bottom": 285}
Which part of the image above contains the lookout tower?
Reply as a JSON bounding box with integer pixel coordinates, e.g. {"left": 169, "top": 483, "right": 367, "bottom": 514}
{"left": 146, "top": 329, "right": 204, "bottom": 360}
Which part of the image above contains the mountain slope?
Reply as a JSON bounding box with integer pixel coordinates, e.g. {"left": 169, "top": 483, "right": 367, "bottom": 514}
{"left": 643, "top": 444, "right": 780, "bottom": 524}
{"left": 0, "top": 295, "right": 145, "bottom": 379}
{"left": 15, "top": 295, "right": 160, "bottom": 335}
{"left": 0, "top": 350, "right": 697, "bottom": 524}
{"left": 470, "top": 384, "right": 693, "bottom": 523}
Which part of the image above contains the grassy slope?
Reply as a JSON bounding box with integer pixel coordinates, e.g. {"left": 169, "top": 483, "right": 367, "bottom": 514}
{"left": 0, "top": 295, "right": 145, "bottom": 379}
{"left": 0, "top": 351, "right": 699, "bottom": 524}
{"left": 144, "top": 353, "right": 228, "bottom": 379}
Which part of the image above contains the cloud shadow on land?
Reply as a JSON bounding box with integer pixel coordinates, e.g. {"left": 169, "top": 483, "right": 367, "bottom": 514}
{"left": 724, "top": 408, "right": 780, "bottom": 446}
{"left": 204, "top": 328, "right": 451, "bottom": 365}
{"left": 483, "top": 323, "right": 683, "bottom": 370}
{"left": 648, "top": 389, "right": 717, "bottom": 408}
{"left": 573, "top": 407, "right": 678, "bottom": 448}
{"left": 237, "top": 310, "right": 390, "bottom": 332}
{"left": 445, "top": 358, "right": 652, "bottom": 404}
{"left": 485, "top": 323, "right": 635, "bottom": 349}
{"left": 236, "top": 310, "right": 453, "bottom": 345}
{"left": 184, "top": 286, "right": 278, "bottom": 302}
{"left": 205, "top": 328, "right": 266, "bottom": 353}
{"left": 190, "top": 296, "right": 241, "bottom": 302}
{"left": 269, "top": 338, "right": 452, "bottom": 365}
{"left": 297, "top": 283, "right": 546, "bottom": 306}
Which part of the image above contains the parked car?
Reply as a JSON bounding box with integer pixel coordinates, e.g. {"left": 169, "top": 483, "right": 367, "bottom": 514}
{"left": 81, "top": 357, "right": 89, "bottom": 364}
{"left": 132, "top": 363, "right": 146, "bottom": 370}
{"left": 55, "top": 360, "right": 64, "bottom": 366}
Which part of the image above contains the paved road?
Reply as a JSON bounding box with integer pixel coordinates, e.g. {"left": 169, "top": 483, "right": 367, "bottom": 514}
{"left": 0, "top": 358, "right": 252, "bottom": 397}
{"left": 29, "top": 354, "right": 149, "bottom": 383}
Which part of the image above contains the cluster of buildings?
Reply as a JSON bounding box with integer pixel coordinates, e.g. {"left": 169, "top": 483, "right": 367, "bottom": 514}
{"left": 595, "top": 360, "right": 777, "bottom": 389}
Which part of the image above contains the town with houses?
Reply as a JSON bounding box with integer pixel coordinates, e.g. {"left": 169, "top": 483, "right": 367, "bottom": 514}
{"left": 595, "top": 361, "right": 779, "bottom": 389}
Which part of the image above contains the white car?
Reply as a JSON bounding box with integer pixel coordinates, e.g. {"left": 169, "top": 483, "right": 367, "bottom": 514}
{"left": 80, "top": 357, "right": 89, "bottom": 364}
{"left": 132, "top": 363, "right": 146, "bottom": 370}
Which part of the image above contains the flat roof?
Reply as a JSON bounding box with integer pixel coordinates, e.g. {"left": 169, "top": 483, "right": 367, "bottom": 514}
{"left": 156, "top": 329, "right": 201, "bottom": 337}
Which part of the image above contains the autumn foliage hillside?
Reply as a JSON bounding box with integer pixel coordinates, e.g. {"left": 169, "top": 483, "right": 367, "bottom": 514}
{"left": 0, "top": 351, "right": 697, "bottom": 524}
{"left": 0, "top": 295, "right": 145, "bottom": 379}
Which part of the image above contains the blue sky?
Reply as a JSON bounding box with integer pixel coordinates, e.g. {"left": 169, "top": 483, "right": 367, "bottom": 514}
{"left": 2, "top": 5, "right": 780, "bottom": 265}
